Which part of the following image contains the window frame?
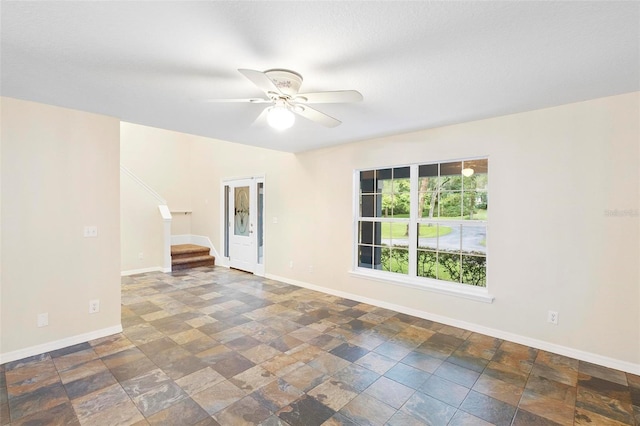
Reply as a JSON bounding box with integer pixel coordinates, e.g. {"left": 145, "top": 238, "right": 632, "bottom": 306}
{"left": 351, "top": 158, "right": 494, "bottom": 303}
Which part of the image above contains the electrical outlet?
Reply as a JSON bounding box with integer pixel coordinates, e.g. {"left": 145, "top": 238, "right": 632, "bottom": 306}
{"left": 89, "top": 299, "right": 100, "bottom": 314}
{"left": 289, "top": 260, "right": 293, "bottom": 269}
{"left": 37, "top": 313, "right": 48, "bottom": 327}
{"left": 308, "top": 265, "right": 313, "bottom": 274}
{"left": 83, "top": 226, "right": 98, "bottom": 238}
{"left": 138, "top": 252, "right": 144, "bottom": 259}
{"left": 547, "top": 310, "right": 559, "bottom": 325}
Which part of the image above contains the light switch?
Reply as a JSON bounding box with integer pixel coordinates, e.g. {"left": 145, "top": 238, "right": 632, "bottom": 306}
{"left": 83, "top": 226, "right": 98, "bottom": 237}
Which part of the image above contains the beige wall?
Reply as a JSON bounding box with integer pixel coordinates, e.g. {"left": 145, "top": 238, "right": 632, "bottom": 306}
{"left": 120, "top": 122, "right": 193, "bottom": 211}
{"left": 120, "top": 169, "right": 165, "bottom": 272}
{"left": 1, "top": 97, "right": 121, "bottom": 358}
{"left": 120, "top": 122, "right": 295, "bottom": 266}
{"left": 120, "top": 92, "right": 639, "bottom": 369}
{"left": 171, "top": 214, "right": 192, "bottom": 236}
{"left": 188, "top": 136, "right": 297, "bottom": 252}
{"left": 286, "top": 92, "right": 639, "bottom": 366}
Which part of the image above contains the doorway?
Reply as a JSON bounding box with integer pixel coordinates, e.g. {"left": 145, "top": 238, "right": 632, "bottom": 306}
{"left": 223, "top": 177, "right": 264, "bottom": 275}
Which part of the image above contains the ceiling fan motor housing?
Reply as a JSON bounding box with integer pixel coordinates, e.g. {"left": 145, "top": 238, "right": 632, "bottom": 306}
{"left": 264, "top": 69, "right": 303, "bottom": 97}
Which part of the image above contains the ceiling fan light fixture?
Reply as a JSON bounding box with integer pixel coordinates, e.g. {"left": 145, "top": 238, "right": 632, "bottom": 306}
{"left": 461, "top": 167, "right": 475, "bottom": 177}
{"left": 267, "top": 106, "right": 295, "bottom": 130}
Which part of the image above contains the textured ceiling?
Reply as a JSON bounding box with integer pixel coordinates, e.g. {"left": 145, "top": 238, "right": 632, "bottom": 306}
{"left": 1, "top": 1, "right": 638, "bottom": 152}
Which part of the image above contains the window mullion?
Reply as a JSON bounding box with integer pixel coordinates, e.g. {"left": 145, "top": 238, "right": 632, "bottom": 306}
{"left": 408, "top": 164, "right": 418, "bottom": 277}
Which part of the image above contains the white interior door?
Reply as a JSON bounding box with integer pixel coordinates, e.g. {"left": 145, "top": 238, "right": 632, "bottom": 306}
{"left": 228, "top": 179, "right": 256, "bottom": 272}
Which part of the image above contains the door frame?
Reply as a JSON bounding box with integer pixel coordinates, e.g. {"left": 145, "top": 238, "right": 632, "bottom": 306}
{"left": 220, "top": 175, "right": 265, "bottom": 276}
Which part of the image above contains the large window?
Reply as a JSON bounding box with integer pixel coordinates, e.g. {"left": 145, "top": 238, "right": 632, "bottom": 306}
{"left": 356, "top": 158, "right": 488, "bottom": 290}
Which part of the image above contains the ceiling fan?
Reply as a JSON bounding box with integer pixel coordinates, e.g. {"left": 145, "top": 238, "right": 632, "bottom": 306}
{"left": 206, "top": 69, "right": 363, "bottom": 130}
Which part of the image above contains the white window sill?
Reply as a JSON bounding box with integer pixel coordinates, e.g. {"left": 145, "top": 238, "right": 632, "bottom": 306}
{"left": 349, "top": 269, "right": 495, "bottom": 303}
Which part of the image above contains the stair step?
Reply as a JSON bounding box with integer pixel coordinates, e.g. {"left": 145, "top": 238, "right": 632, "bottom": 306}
{"left": 171, "top": 244, "right": 215, "bottom": 271}
{"left": 171, "top": 244, "right": 210, "bottom": 260}
{"left": 171, "top": 255, "right": 215, "bottom": 270}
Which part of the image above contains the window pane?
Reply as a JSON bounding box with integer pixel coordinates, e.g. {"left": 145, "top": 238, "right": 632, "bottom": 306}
{"left": 441, "top": 161, "right": 462, "bottom": 176}
{"left": 359, "top": 245, "right": 384, "bottom": 269}
{"left": 462, "top": 173, "right": 488, "bottom": 220}
{"left": 387, "top": 248, "right": 409, "bottom": 275}
{"left": 380, "top": 246, "right": 391, "bottom": 271}
{"left": 234, "top": 186, "right": 250, "bottom": 236}
{"left": 461, "top": 190, "right": 478, "bottom": 220}
{"left": 373, "top": 246, "right": 382, "bottom": 270}
{"left": 419, "top": 177, "right": 439, "bottom": 193}
{"left": 437, "top": 252, "right": 461, "bottom": 283}
{"left": 477, "top": 191, "right": 488, "bottom": 218}
{"left": 461, "top": 225, "right": 486, "bottom": 254}
{"left": 462, "top": 158, "right": 488, "bottom": 175}
{"left": 379, "top": 222, "right": 392, "bottom": 245}
{"left": 360, "top": 170, "right": 375, "bottom": 193}
{"left": 377, "top": 168, "right": 392, "bottom": 193}
{"left": 419, "top": 164, "right": 438, "bottom": 178}
{"left": 393, "top": 166, "right": 410, "bottom": 179}
{"left": 393, "top": 171, "right": 410, "bottom": 217}
{"left": 438, "top": 191, "right": 462, "bottom": 219}
{"left": 381, "top": 222, "right": 410, "bottom": 247}
{"left": 440, "top": 175, "right": 462, "bottom": 191}
{"left": 392, "top": 224, "right": 410, "bottom": 247}
{"left": 360, "top": 194, "right": 376, "bottom": 217}
{"left": 475, "top": 174, "right": 488, "bottom": 192}
{"left": 374, "top": 222, "right": 381, "bottom": 246}
{"left": 418, "top": 223, "right": 439, "bottom": 249}
{"left": 461, "top": 255, "right": 486, "bottom": 286}
{"left": 381, "top": 193, "right": 393, "bottom": 217}
{"left": 438, "top": 223, "right": 461, "bottom": 252}
{"left": 258, "top": 182, "right": 264, "bottom": 264}
{"left": 359, "top": 221, "right": 374, "bottom": 245}
{"left": 381, "top": 178, "right": 393, "bottom": 194}
{"left": 418, "top": 191, "right": 436, "bottom": 218}
{"left": 417, "top": 250, "right": 437, "bottom": 278}
{"left": 358, "top": 245, "right": 373, "bottom": 268}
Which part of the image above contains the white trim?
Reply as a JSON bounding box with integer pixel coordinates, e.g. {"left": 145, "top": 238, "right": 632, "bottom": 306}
{"left": 220, "top": 176, "right": 266, "bottom": 273}
{"left": 0, "top": 325, "right": 123, "bottom": 364}
{"left": 121, "top": 266, "right": 165, "bottom": 276}
{"left": 158, "top": 205, "right": 173, "bottom": 271}
{"left": 349, "top": 269, "right": 494, "bottom": 303}
{"left": 264, "top": 273, "right": 640, "bottom": 375}
{"left": 119, "top": 164, "right": 166, "bottom": 204}
{"left": 158, "top": 205, "right": 172, "bottom": 221}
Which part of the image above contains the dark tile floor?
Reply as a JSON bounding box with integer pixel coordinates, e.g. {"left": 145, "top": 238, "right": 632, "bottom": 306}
{"left": 1, "top": 267, "right": 638, "bottom": 425}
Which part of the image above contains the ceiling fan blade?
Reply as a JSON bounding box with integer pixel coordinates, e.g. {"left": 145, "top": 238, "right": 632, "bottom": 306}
{"left": 204, "top": 98, "right": 271, "bottom": 103}
{"left": 251, "top": 107, "right": 270, "bottom": 127}
{"left": 238, "top": 68, "right": 282, "bottom": 96}
{"left": 294, "top": 105, "right": 341, "bottom": 128}
{"left": 295, "top": 90, "right": 363, "bottom": 104}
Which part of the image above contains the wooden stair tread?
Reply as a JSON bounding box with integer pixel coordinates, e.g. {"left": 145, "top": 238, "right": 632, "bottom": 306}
{"left": 171, "top": 244, "right": 215, "bottom": 271}
{"left": 171, "top": 244, "right": 210, "bottom": 255}
{"left": 172, "top": 254, "right": 215, "bottom": 265}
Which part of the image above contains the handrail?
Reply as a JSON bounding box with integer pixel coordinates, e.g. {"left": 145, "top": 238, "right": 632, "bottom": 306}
{"left": 120, "top": 164, "right": 166, "bottom": 204}
{"left": 158, "top": 205, "right": 172, "bottom": 221}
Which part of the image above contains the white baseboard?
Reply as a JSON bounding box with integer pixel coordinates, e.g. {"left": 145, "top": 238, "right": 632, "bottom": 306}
{"left": 171, "top": 234, "right": 220, "bottom": 260}
{"left": 265, "top": 273, "right": 640, "bottom": 375}
{"left": 121, "top": 266, "right": 164, "bottom": 276}
{"left": 0, "top": 325, "right": 123, "bottom": 365}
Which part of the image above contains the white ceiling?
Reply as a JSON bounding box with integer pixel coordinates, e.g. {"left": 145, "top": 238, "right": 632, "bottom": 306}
{"left": 2, "top": 1, "right": 638, "bottom": 153}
